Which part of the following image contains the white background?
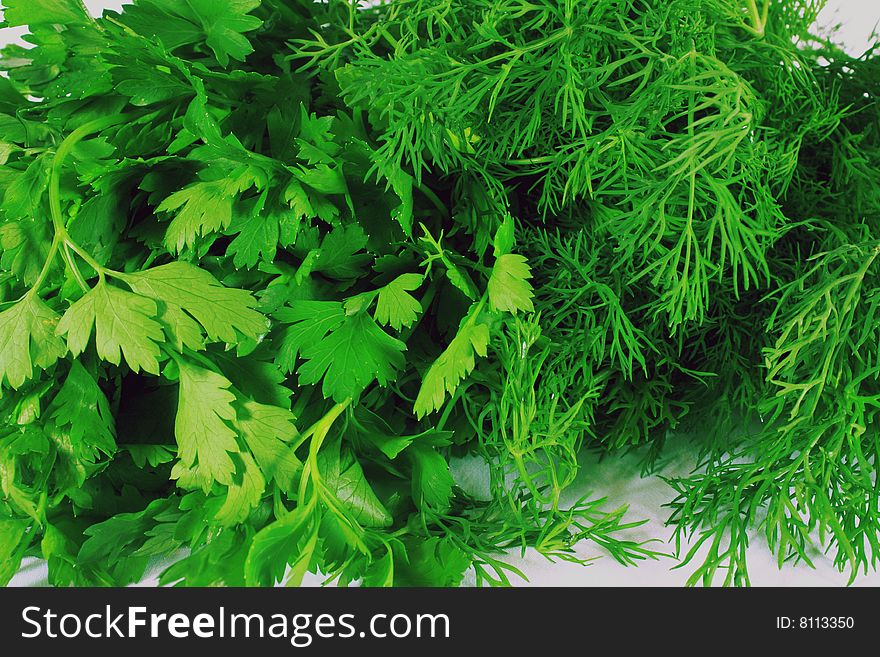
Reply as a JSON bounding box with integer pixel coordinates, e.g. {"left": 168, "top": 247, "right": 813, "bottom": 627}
{"left": 3, "top": 1, "right": 880, "bottom": 586}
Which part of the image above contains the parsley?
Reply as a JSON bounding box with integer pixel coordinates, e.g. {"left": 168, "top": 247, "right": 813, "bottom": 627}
{"left": 2, "top": 0, "right": 875, "bottom": 588}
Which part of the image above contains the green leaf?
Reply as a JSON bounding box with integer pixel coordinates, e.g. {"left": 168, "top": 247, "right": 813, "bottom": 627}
{"left": 488, "top": 253, "right": 534, "bottom": 314}
{"left": 215, "top": 352, "right": 291, "bottom": 407}
{"left": 0, "top": 295, "right": 67, "bottom": 389}
{"left": 122, "top": 262, "right": 267, "bottom": 344}
{"left": 170, "top": 360, "right": 240, "bottom": 493}
{"left": 394, "top": 537, "right": 470, "bottom": 587}
{"left": 279, "top": 300, "right": 406, "bottom": 402}
{"left": 0, "top": 518, "right": 30, "bottom": 586}
{"left": 297, "top": 105, "right": 338, "bottom": 159}
{"left": 235, "top": 400, "right": 301, "bottom": 494}
{"left": 374, "top": 273, "right": 424, "bottom": 331}
{"left": 215, "top": 453, "right": 265, "bottom": 526}
{"left": 125, "top": 444, "right": 175, "bottom": 468}
{"left": 0, "top": 220, "right": 52, "bottom": 285}
{"left": 0, "top": 220, "right": 52, "bottom": 286}
{"left": 113, "top": 64, "right": 194, "bottom": 107}
{"left": 57, "top": 280, "right": 164, "bottom": 374}
{"left": 387, "top": 167, "right": 414, "bottom": 236}
{"left": 292, "top": 164, "right": 347, "bottom": 195}
{"left": 245, "top": 505, "right": 313, "bottom": 587}
{"left": 318, "top": 438, "right": 392, "bottom": 528}
{"left": 410, "top": 444, "right": 454, "bottom": 513}
{"left": 310, "top": 224, "right": 371, "bottom": 280}
{"left": 228, "top": 212, "right": 279, "bottom": 269}
{"left": 48, "top": 361, "right": 116, "bottom": 461}
{"left": 121, "top": 0, "right": 263, "bottom": 66}
{"left": 361, "top": 546, "right": 394, "bottom": 587}
{"left": 493, "top": 213, "right": 515, "bottom": 257}
{"left": 159, "top": 180, "right": 239, "bottom": 253}
{"left": 1, "top": 0, "right": 90, "bottom": 27}
{"left": 274, "top": 300, "right": 346, "bottom": 374}
{"left": 414, "top": 305, "right": 489, "bottom": 418}
{"left": 1, "top": 156, "right": 49, "bottom": 219}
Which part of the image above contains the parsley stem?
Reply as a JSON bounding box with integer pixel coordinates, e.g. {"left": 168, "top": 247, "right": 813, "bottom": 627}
{"left": 62, "top": 243, "right": 89, "bottom": 292}
{"left": 296, "top": 398, "right": 352, "bottom": 503}
{"left": 33, "top": 114, "right": 130, "bottom": 294}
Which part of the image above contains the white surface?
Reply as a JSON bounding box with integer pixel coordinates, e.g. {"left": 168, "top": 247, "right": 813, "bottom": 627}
{"left": 3, "top": 1, "right": 880, "bottom": 587}
{"left": 817, "top": 0, "right": 880, "bottom": 55}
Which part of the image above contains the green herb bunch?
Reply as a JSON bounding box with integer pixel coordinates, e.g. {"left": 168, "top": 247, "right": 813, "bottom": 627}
{"left": 319, "top": 0, "right": 880, "bottom": 585}
{"left": 0, "top": 0, "right": 653, "bottom": 587}
{"left": 1, "top": 0, "right": 879, "bottom": 588}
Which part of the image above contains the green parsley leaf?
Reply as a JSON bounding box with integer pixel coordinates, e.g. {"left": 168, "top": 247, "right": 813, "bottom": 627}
{"left": 278, "top": 300, "right": 406, "bottom": 402}
{"left": 0, "top": 295, "right": 67, "bottom": 389}
{"left": 235, "top": 400, "right": 301, "bottom": 494}
{"left": 120, "top": 0, "right": 262, "bottom": 66}
{"left": 317, "top": 437, "right": 393, "bottom": 528}
{"left": 122, "top": 262, "right": 267, "bottom": 344}
{"left": 1, "top": 0, "right": 91, "bottom": 27}
{"left": 488, "top": 254, "right": 534, "bottom": 314}
{"left": 48, "top": 361, "right": 116, "bottom": 461}
{"left": 414, "top": 304, "right": 489, "bottom": 418}
{"left": 410, "top": 443, "right": 454, "bottom": 513}
{"left": 57, "top": 280, "right": 164, "bottom": 375}
{"left": 170, "top": 360, "right": 240, "bottom": 493}
{"left": 374, "top": 273, "right": 424, "bottom": 331}
{"left": 216, "top": 452, "right": 265, "bottom": 526}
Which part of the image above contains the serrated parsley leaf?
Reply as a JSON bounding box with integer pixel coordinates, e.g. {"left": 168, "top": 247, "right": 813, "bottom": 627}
{"left": 244, "top": 505, "right": 310, "bottom": 587}
{"left": 274, "top": 300, "right": 345, "bottom": 372}
{"left": 414, "top": 305, "right": 489, "bottom": 418}
{"left": 292, "top": 163, "right": 347, "bottom": 196}
{"left": 125, "top": 444, "right": 175, "bottom": 469}
{"left": 317, "top": 438, "right": 392, "bottom": 528}
{"left": 235, "top": 400, "right": 301, "bottom": 494}
{"left": 122, "top": 262, "right": 267, "bottom": 344}
{"left": 0, "top": 518, "right": 30, "bottom": 586}
{"left": 277, "top": 300, "right": 406, "bottom": 402}
{"left": 48, "top": 361, "right": 116, "bottom": 461}
{"left": 121, "top": 0, "right": 263, "bottom": 67}
{"left": 170, "top": 360, "right": 240, "bottom": 493}
{"left": 159, "top": 180, "right": 241, "bottom": 253}
{"left": 215, "top": 453, "right": 265, "bottom": 526}
{"left": 374, "top": 273, "right": 424, "bottom": 331}
{"left": 228, "top": 212, "right": 279, "bottom": 269}
{"left": 410, "top": 443, "right": 454, "bottom": 513}
{"left": 57, "top": 281, "right": 164, "bottom": 374}
{"left": 2, "top": 156, "right": 49, "bottom": 219}
{"left": 394, "top": 537, "right": 471, "bottom": 587}
{"left": 310, "top": 224, "right": 371, "bottom": 280}
{"left": 0, "top": 220, "right": 52, "bottom": 286}
{"left": 488, "top": 253, "right": 534, "bottom": 314}
{"left": 0, "top": 295, "right": 66, "bottom": 389}
{"left": 1, "top": 0, "right": 91, "bottom": 27}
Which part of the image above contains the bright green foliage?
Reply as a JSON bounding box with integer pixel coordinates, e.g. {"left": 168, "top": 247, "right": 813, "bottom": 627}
{"left": 3, "top": 0, "right": 875, "bottom": 589}
{"left": 276, "top": 300, "right": 406, "bottom": 402}
{"left": 319, "top": 0, "right": 880, "bottom": 585}
{"left": 58, "top": 281, "right": 165, "bottom": 375}
{"left": 0, "top": 295, "right": 66, "bottom": 388}
{"left": 121, "top": 262, "right": 267, "bottom": 344}
{"left": 488, "top": 254, "right": 534, "bottom": 314}
{"left": 374, "top": 273, "right": 424, "bottom": 330}
{"left": 171, "top": 361, "right": 240, "bottom": 492}
{"left": 414, "top": 305, "right": 490, "bottom": 418}
{"left": 121, "top": 0, "right": 263, "bottom": 66}
{"left": 1, "top": 0, "right": 90, "bottom": 27}
{"left": 0, "top": 0, "right": 652, "bottom": 589}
